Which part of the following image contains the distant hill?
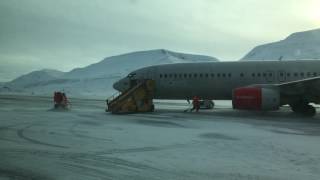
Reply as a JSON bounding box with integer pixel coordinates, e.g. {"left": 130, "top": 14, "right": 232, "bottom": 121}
{"left": 63, "top": 49, "right": 218, "bottom": 79}
{"left": 1, "top": 49, "right": 218, "bottom": 98}
{"left": 241, "top": 28, "right": 320, "bottom": 61}
{"left": 5, "top": 69, "right": 65, "bottom": 89}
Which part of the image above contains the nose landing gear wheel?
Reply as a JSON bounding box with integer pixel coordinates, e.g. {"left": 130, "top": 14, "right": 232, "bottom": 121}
{"left": 305, "top": 105, "right": 316, "bottom": 117}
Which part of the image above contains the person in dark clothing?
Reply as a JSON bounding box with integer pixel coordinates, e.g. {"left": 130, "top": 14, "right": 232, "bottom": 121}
{"left": 53, "top": 92, "right": 68, "bottom": 109}
{"left": 190, "top": 96, "right": 200, "bottom": 112}
{"left": 54, "top": 92, "right": 63, "bottom": 108}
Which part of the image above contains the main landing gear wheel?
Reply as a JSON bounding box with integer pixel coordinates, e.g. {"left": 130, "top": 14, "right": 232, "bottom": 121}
{"left": 290, "top": 103, "right": 316, "bottom": 117}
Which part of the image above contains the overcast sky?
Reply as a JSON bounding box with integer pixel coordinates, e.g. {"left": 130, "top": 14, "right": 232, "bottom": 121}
{"left": 0, "top": 0, "right": 319, "bottom": 81}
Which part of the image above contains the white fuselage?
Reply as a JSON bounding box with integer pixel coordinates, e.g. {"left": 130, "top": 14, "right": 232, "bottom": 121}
{"left": 113, "top": 60, "right": 320, "bottom": 101}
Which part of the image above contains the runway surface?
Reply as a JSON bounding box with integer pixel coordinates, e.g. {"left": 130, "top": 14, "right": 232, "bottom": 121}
{"left": 1, "top": 95, "right": 320, "bottom": 180}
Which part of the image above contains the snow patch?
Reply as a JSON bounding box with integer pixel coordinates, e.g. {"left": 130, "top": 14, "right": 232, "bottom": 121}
{"left": 242, "top": 28, "right": 320, "bottom": 61}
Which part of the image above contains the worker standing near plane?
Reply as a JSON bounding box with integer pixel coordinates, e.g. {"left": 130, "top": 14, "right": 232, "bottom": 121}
{"left": 190, "top": 96, "right": 200, "bottom": 112}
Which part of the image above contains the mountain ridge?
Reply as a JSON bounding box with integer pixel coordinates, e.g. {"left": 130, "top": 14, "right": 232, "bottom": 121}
{"left": 63, "top": 49, "right": 218, "bottom": 79}
{"left": 3, "top": 27, "right": 320, "bottom": 98}
{"left": 1, "top": 49, "right": 218, "bottom": 97}
{"left": 241, "top": 28, "right": 320, "bottom": 61}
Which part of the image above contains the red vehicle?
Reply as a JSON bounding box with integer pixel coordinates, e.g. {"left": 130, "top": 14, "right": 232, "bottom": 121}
{"left": 53, "top": 92, "right": 69, "bottom": 109}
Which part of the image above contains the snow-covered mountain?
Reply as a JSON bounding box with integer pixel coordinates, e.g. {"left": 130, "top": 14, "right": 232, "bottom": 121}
{"left": 1, "top": 49, "right": 218, "bottom": 98}
{"left": 5, "top": 69, "right": 65, "bottom": 89}
{"left": 63, "top": 49, "right": 218, "bottom": 79}
{"left": 242, "top": 28, "right": 320, "bottom": 61}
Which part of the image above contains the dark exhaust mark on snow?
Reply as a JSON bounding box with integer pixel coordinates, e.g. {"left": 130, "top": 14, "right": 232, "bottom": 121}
{"left": 199, "top": 133, "right": 239, "bottom": 141}
{"left": 135, "top": 119, "right": 185, "bottom": 128}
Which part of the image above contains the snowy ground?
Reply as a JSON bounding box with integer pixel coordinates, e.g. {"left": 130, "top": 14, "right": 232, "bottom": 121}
{"left": 1, "top": 95, "right": 320, "bottom": 180}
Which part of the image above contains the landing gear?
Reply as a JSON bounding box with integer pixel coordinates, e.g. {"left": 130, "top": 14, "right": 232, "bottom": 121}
{"left": 199, "top": 100, "right": 215, "bottom": 109}
{"left": 290, "top": 103, "right": 316, "bottom": 117}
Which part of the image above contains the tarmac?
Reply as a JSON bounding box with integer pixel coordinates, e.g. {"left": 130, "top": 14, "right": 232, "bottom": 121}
{"left": 1, "top": 95, "right": 320, "bottom": 180}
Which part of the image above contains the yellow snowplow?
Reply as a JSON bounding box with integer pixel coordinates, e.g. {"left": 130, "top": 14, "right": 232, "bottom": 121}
{"left": 106, "top": 79, "right": 155, "bottom": 114}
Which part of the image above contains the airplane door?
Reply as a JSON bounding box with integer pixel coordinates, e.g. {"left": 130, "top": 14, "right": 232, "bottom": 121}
{"left": 278, "top": 70, "right": 286, "bottom": 82}
{"left": 265, "top": 71, "right": 275, "bottom": 82}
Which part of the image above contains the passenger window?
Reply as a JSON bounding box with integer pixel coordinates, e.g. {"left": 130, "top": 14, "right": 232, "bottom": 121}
{"left": 164, "top": 74, "right": 167, "bottom": 78}
{"left": 169, "top": 74, "right": 172, "bottom": 78}
{"left": 228, "top": 73, "right": 231, "bottom": 77}
{"left": 287, "top": 73, "right": 290, "bottom": 77}
{"left": 263, "top": 73, "right": 266, "bottom": 77}
{"left": 222, "top": 73, "right": 226, "bottom": 77}
{"left": 269, "top": 73, "right": 272, "bottom": 77}
{"left": 211, "top": 73, "right": 215, "bottom": 77}
{"left": 194, "top": 74, "right": 197, "bottom": 78}
{"left": 205, "top": 73, "right": 208, "bottom": 78}
{"left": 189, "top": 74, "right": 192, "bottom": 78}
{"left": 217, "top": 73, "right": 220, "bottom": 77}
{"left": 199, "top": 74, "right": 203, "bottom": 78}
{"left": 313, "top": 72, "right": 317, "bottom": 77}
{"left": 160, "top": 74, "right": 162, "bottom": 78}
{"left": 252, "top": 73, "right": 255, "bottom": 77}
{"left": 300, "top": 72, "right": 304, "bottom": 77}
{"left": 294, "top": 73, "right": 298, "bottom": 77}
{"left": 240, "top": 73, "right": 244, "bottom": 77}
{"left": 179, "top": 74, "right": 182, "bottom": 78}
{"left": 257, "top": 73, "right": 261, "bottom": 77}
{"left": 174, "top": 74, "right": 177, "bottom": 78}
{"left": 307, "top": 72, "right": 311, "bottom": 77}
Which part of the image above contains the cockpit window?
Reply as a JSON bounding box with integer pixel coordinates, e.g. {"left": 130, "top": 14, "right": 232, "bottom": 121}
{"left": 127, "top": 73, "right": 136, "bottom": 78}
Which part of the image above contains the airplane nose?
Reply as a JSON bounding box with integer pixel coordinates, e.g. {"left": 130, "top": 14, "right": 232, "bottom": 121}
{"left": 113, "top": 78, "right": 130, "bottom": 92}
{"left": 113, "top": 80, "right": 122, "bottom": 91}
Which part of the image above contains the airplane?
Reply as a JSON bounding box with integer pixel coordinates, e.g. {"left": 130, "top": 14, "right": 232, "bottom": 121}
{"left": 113, "top": 60, "right": 320, "bottom": 116}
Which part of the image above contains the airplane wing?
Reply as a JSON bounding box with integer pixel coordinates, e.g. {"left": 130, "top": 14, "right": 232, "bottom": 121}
{"left": 277, "top": 77, "right": 320, "bottom": 102}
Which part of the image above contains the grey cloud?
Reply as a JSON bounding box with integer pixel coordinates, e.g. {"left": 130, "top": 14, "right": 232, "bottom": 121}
{"left": 0, "top": 0, "right": 317, "bottom": 81}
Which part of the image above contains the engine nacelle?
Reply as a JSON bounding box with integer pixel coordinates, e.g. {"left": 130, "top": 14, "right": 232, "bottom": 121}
{"left": 232, "top": 87, "right": 280, "bottom": 111}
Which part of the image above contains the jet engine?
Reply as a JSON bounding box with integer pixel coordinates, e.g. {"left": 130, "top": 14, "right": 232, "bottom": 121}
{"left": 232, "top": 86, "right": 280, "bottom": 111}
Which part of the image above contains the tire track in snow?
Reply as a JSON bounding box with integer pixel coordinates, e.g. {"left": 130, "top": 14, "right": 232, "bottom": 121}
{"left": 69, "top": 122, "right": 112, "bottom": 142}
{"left": 17, "top": 124, "right": 68, "bottom": 149}
{"left": 0, "top": 168, "right": 52, "bottom": 180}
